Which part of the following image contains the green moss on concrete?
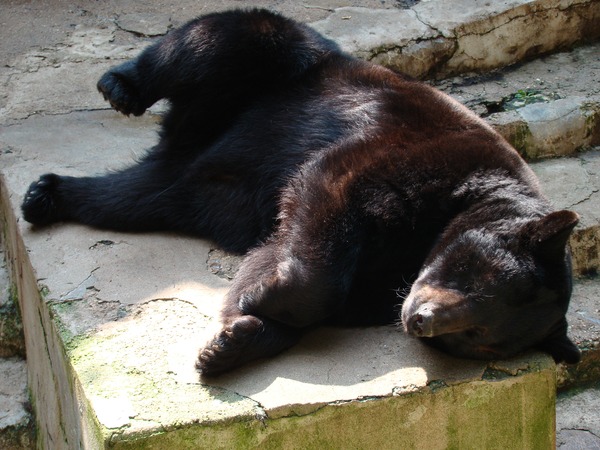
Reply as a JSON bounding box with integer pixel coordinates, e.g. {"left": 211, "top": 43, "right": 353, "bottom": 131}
{"left": 558, "top": 345, "right": 600, "bottom": 389}
{"left": 581, "top": 102, "right": 600, "bottom": 145}
{"left": 63, "top": 303, "right": 259, "bottom": 448}
{"left": 103, "top": 356, "right": 556, "bottom": 449}
{"left": 38, "top": 284, "right": 50, "bottom": 299}
{"left": 510, "top": 123, "right": 534, "bottom": 159}
{"left": 0, "top": 283, "right": 25, "bottom": 357}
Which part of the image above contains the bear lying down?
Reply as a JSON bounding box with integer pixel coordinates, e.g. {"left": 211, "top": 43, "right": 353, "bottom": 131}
{"left": 21, "top": 9, "right": 581, "bottom": 376}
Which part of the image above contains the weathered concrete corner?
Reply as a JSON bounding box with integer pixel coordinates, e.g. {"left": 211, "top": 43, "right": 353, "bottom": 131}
{"left": 517, "top": 98, "right": 600, "bottom": 159}
{"left": 109, "top": 353, "right": 557, "bottom": 449}
{"left": 413, "top": 0, "right": 600, "bottom": 77}
{"left": 310, "top": 8, "right": 451, "bottom": 78}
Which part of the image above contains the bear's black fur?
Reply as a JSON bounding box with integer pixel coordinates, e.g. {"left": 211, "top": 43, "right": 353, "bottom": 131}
{"left": 21, "top": 9, "right": 581, "bottom": 376}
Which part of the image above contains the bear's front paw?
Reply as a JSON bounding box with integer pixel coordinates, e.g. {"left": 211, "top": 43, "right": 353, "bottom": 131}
{"left": 97, "top": 62, "right": 147, "bottom": 116}
{"left": 21, "top": 174, "right": 65, "bottom": 225}
{"left": 196, "top": 315, "right": 263, "bottom": 377}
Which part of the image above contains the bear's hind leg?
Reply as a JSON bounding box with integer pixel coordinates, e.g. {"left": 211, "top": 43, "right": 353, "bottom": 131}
{"left": 97, "top": 9, "right": 338, "bottom": 118}
{"left": 197, "top": 315, "right": 300, "bottom": 377}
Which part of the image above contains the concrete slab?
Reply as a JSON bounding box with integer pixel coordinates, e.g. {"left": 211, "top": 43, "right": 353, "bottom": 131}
{"left": 1, "top": 111, "right": 558, "bottom": 448}
{"left": 532, "top": 150, "right": 600, "bottom": 277}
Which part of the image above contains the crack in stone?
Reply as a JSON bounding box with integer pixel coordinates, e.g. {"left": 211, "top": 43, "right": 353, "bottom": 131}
{"left": 137, "top": 297, "right": 199, "bottom": 309}
{"left": 567, "top": 155, "right": 600, "bottom": 209}
{"left": 568, "top": 187, "right": 599, "bottom": 209}
{"left": 561, "top": 427, "right": 600, "bottom": 439}
{"left": 59, "top": 268, "right": 100, "bottom": 302}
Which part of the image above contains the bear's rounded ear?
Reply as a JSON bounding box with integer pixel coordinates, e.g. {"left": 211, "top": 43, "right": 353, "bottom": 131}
{"left": 523, "top": 210, "right": 579, "bottom": 259}
{"left": 536, "top": 334, "right": 581, "bottom": 364}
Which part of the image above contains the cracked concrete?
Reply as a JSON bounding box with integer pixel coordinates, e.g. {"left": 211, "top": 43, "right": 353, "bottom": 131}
{"left": 557, "top": 385, "right": 600, "bottom": 449}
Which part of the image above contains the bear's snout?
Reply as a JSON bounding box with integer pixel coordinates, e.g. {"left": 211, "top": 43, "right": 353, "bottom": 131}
{"left": 401, "top": 285, "right": 476, "bottom": 338}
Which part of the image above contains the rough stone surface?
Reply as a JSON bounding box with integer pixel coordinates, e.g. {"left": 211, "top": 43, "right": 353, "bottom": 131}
{"left": 435, "top": 42, "right": 600, "bottom": 159}
{"left": 413, "top": 0, "right": 600, "bottom": 77}
{"left": 310, "top": 7, "right": 447, "bottom": 78}
{"left": 0, "top": 358, "right": 35, "bottom": 450}
{"left": 557, "top": 385, "right": 600, "bottom": 449}
{"left": 115, "top": 13, "right": 173, "bottom": 37}
{"left": 436, "top": 43, "right": 600, "bottom": 112}
{"left": 310, "top": 0, "right": 600, "bottom": 78}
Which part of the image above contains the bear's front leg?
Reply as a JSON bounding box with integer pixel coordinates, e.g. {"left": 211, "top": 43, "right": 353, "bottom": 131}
{"left": 22, "top": 173, "right": 69, "bottom": 225}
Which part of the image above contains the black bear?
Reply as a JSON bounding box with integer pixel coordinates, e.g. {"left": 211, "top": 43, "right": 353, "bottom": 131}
{"left": 21, "top": 9, "right": 581, "bottom": 376}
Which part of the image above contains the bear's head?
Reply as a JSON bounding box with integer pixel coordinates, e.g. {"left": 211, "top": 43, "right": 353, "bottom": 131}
{"left": 401, "top": 210, "right": 581, "bottom": 364}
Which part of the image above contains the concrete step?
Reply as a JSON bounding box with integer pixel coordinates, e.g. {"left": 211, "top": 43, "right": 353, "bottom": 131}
{"left": 0, "top": 175, "right": 562, "bottom": 447}
{"left": 435, "top": 42, "right": 600, "bottom": 161}
{"left": 557, "top": 383, "right": 600, "bottom": 449}
{"left": 0, "top": 97, "right": 599, "bottom": 450}
{"left": 311, "top": 0, "right": 600, "bottom": 79}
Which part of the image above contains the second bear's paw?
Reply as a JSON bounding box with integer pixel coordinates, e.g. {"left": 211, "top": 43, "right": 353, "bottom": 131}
{"left": 21, "top": 174, "right": 65, "bottom": 225}
{"left": 97, "top": 62, "right": 147, "bottom": 116}
{"left": 196, "top": 315, "right": 264, "bottom": 377}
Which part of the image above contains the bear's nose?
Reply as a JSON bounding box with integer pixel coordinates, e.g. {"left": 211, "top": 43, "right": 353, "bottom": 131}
{"left": 405, "top": 305, "right": 435, "bottom": 337}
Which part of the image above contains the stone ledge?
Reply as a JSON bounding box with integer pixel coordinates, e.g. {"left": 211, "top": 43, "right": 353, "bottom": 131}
{"left": 310, "top": 0, "right": 600, "bottom": 78}
{"left": 0, "top": 111, "right": 561, "bottom": 449}
{"left": 491, "top": 98, "right": 600, "bottom": 160}
{"left": 0, "top": 197, "right": 559, "bottom": 447}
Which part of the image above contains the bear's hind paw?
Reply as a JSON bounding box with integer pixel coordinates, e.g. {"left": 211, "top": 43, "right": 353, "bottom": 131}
{"left": 196, "top": 315, "right": 264, "bottom": 377}
{"left": 97, "top": 63, "right": 147, "bottom": 117}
